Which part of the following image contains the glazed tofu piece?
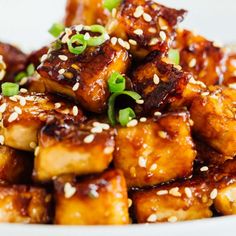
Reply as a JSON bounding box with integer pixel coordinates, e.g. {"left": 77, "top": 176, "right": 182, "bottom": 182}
{"left": 34, "top": 118, "right": 115, "bottom": 182}
{"left": 0, "top": 145, "right": 33, "bottom": 184}
{"left": 37, "top": 27, "right": 130, "bottom": 113}
{"left": 132, "top": 178, "right": 214, "bottom": 223}
{"left": 222, "top": 52, "right": 236, "bottom": 87}
{"left": 107, "top": 0, "right": 186, "bottom": 58}
{"left": 0, "top": 185, "right": 51, "bottom": 223}
{"left": 0, "top": 42, "right": 27, "bottom": 82}
{"left": 54, "top": 170, "right": 129, "bottom": 225}
{"left": 64, "top": 0, "right": 110, "bottom": 26}
{"left": 114, "top": 112, "right": 196, "bottom": 187}
{"left": 0, "top": 92, "right": 85, "bottom": 151}
{"left": 190, "top": 86, "right": 236, "bottom": 156}
{"left": 173, "top": 29, "right": 226, "bottom": 86}
{"left": 131, "top": 52, "right": 196, "bottom": 115}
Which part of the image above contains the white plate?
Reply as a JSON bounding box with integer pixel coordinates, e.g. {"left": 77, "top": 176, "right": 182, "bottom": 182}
{"left": 0, "top": 0, "right": 236, "bottom": 235}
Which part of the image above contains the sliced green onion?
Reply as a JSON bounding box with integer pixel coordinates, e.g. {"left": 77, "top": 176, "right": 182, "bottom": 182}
{"left": 118, "top": 107, "right": 136, "bottom": 126}
{"left": 103, "top": 0, "right": 122, "bottom": 11}
{"left": 26, "top": 63, "right": 35, "bottom": 76}
{"left": 86, "top": 25, "right": 108, "bottom": 47}
{"left": 168, "top": 49, "right": 180, "bottom": 65}
{"left": 108, "top": 72, "right": 126, "bottom": 93}
{"left": 1, "top": 82, "right": 19, "bottom": 96}
{"left": 14, "top": 71, "right": 27, "bottom": 83}
{"left": 48, "top": 23, "right": 65, "bottom": 38}
{"left": 67, "top": 34, "right": 87, "bottom": 55}
{"left": 108, "top": 91, "right": 141, "bottom": 126}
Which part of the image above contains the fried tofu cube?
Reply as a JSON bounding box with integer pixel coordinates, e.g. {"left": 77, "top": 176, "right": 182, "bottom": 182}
{"left": 173, "top": 29, "right": 226, "bottom": 86}
{"left": 107, "top": 0, "right": 186, "bottom": 58}
{"left": 190, "top": 86, "right": 236, "bottom": 156}
{"left": 0, "top": 92, "right": 85, "bottom": 151}
{"left": 132, "top": 178, "right": 213, "bottom": 223}
{"left": 0, "top": 42, "right": 27, "bottom": 82}
{"left": 131, "top": 52, "right": 194, "bottom": 115}
{"left": 54, "top": 170, "right": 129, "bottom": 225}
{"left": 37, "top": 28, "right": 130, "bottom": 113}
{"left": 64, "top": 0, "right": 110, "bottom": 26}
{"left": 34, "top": 118, "right": 115, "bottom": 182}
{"left": 0, "top": 145, "right": 33, "bottom": 184}
{"left": 114, "top": 112, "right": 196, "bottom": 187}
{"left": 0, "top": 185, "right": 52, "bottom": 223}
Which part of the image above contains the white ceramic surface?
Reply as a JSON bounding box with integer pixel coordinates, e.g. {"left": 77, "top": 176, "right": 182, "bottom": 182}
{"left": 0, "top": 1, "right": 236, "bottom": 235}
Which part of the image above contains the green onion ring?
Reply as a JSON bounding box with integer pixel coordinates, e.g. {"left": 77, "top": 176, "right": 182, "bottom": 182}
{"left": 108, "top": 72, "right": 126, "bottom": 93}
{"left": 67, "top": 34, "right": 87, "bottom": 55}
{"left": 118, "top": 107, "right": 136, "bottom": 126}
{"left": 86, "top": 25, "right": 108, "bottom": 47}
{"left": 1, "top": 82, "right": 19, "bottom": 97}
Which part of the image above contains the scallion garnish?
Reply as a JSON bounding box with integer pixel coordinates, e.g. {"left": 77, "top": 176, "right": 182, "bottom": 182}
{"left": 108, "top": 91, "right": 141, "bottom": 126}
{"left": 14, "top": 63, "right": 35, "bottom": 83}
{"left": 168, "top": 49, "right": 180, "bottom": 65}
{"left": 67, "top": 34, "right": 87, "bottom": 55}
{"left": 118, "top": 107, "right": 136, "bottom": 126}
{"left": 108, "top": 72, "right": 126, "bottom": 93}
{"left": 49, "top": 23, "right": 65, "bottom": 38}
{"left": 26, "top": 63, "right": 35, "bottom": 76}
{"left": 1, "top": 82, "right": 19, "bottom": 97}
{"left": 103, "top": 0, "right": 122, "bottom": 11}
{"left": 86, "top": 25, "right": 108, "bottom": 47}
{"left": 14, "top": 72, "right": 27, "bottom": 83}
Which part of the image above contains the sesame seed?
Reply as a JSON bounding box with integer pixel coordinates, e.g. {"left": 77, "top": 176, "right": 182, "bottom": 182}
{"left": 111, "top": 37, "right": 118, "bottom": 45}
{"left": 128, "top": 39, "right": 137, "bottom": 46}
{"left": 9, "top": 96, "right": 17, "bottom": 102}
{"left": 0, "top": 135, "right": 4, "bottom": 145}
{"left": 29, "top": 141, "right": 37, "bottom": 149}
{"left": 34, "top": 146, "right": 40, "bottom": 156}
{"left": 41, "top": 54, "right": 48, "bottom": 62}
{"left": 127, "top": 119, "right": 138, "bottom": 127}
{"left": 123, "top": 41, "right": 130, "bottom": 50}
{"left": 19, "top": 97, "right": 26, "bottom": 106}
{"left": 161, "top": 25, "right": 168, "bottom": 30}
{"left": 189, "top": 58, "right": 197, "bottom": 68}
{"left": 154, "top": 111, "right": 162, "bottom": 116}
{"left": 134, "top": 29, "right": 143, "bottom": 36}
{"left": 140, "top": 117, "right": 147, "bottom": 122}
{"left": 138, "top": 156, "right": 147, "bottom": 168}
{"left": 19, "top": 77, "right": 28, "bottom": 86}
{"left": 20, "top": 88, "right": 28, "bottom": 93}
{"left": 156, "top": 190, "right": 168, "bottom": 196}
{"left": 153, "top": 74, "right": 160, "bottom": 84}
{"left": 72, "top": 82, "right": 80, "bottom": 91}
{"left": 200, "top": 166, "right": 209, "bottom": 172}
{"left": 149, "top": 38, "right": 159, "bottom": 46}
{"left": 58, "top": 68, "right": 65, "bottom": 75}
{"left": 0, "top": 103, "right": 7, "bottom": 113}
{"left": 159, "top": 31, "right": 166, "bottom": 41}
{"left": 201, "top": 92, "right": 210, "bottom": 97}
{"left": 136, "top": 99, "right": 144, "bottom": 104}
{"left": 58, "top": 55, "right": 68, "bottom": 61}
{"left": 128, "top": 198, "right": 133, "bottom": 207}
{"left": 75, "top": 24, "right": 83, "bottom": 32}
{"left": 14, "top": 106, "right": 22, "bottom": 114}
{"left": 210, "top": 188, "right": 218, "bottom": 200}
{"left": 72, "top": 106, "right": 79, "bottom": 116}
{"left": 84, "top": 32, "right": 91, "bottom": 40}
{"left": 91, "top": 126, "right": 103, "bottom": 133}
{"left": 84, "top": 134, "right": 95, "bottom": 144}
{"left": 149, "top": 163, "right": 157, "bottom": 171}
{"left": 143, "top": 13, "right": 152, "bottom": 22}
{"left": 168, "top": 216, "right": 177, "bottom": 223}
{"left": 8, "top": 112, "right": 18, "bottom": 123}
{"left": 104, "top": 146, "right": 114, "bottom": 155}
{"left": 93, "top": 122, "right": 110, "bottom": 130}
{"left": 54, "top": 103, "right": 61, "bottom": 109}
{"left": 147, "top": 214, "right": 157, "bottom": 223}
{"left": 184, "top": 187, "right": 192, "bottom": 198}
{"left": 64, "top": 183, "right": 76, "bottom": 199}
{"left": 133, "top": 6, "right": 144, "bottom": 18}
{"left": 169, "top": 187, "right": 181, "bottom": 197}
{"left": 148, "top": 27, "right": 157, "bottom": 33}
{"left": 158, "top": 131, "right": 168, "bottom": 139}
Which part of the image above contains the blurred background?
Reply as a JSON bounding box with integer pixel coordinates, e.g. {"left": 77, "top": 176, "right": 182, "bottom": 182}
{"left": 0, "top": 0, "right": 235, "bottom": 52}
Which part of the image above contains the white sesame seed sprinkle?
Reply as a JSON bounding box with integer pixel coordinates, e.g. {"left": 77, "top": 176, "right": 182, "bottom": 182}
{"left": 228, "top": 83, "right": 236, "bottom": 90}
{"left": 20, "top": 88, "right": 28, "bottom": 93}
{"left": 200, "top": 166, "right": 209, "bottom": 172}
{"left": 134, "top": 29, "right": 143, "bottom": 36}
{"left": 156, "top": 190, "right": 168, "bottom": 196}
{"left": 133, "top": 6, "right": 144, "bottom": 18}
{"left": 19, "top": 77, "right": 28, "bottom": 86}
{"left": 104, "top": 146, "right": 114, "bottom": 155}
{"left": 55, "top": 103, "right": 62, "bottom": 109}
{"left": 138, "top": 156, "right": 147, "bottom": 168}
{"left": 58, "top": 55, "right": 68, "bottom": 61}
{"left": 41, "top": 54, "right": 48, "bottom": 62}
{"left": 58, "top": 68, "right": 65, "bottom": 75}
{"left": 84, "top": 32, "right": 91, "bottom": 40}
{"left": 84, "top": 134, "right": 95, "bottom": 144}
{"left": 189, "top": 58, "right": 197, "bottom": 68}
{"left": 169, "top": 187, "right": 181, "bottom": 197}
{"left": 147, "top": 214, "right": 157, "bottom": 223}
{"left": 72, "top": 106, "right": 79, "bottom": 116}
{"left": 111, "top": 37, "right": 118, "bottom": 45}
{"left": 184, "top": 187, "right": 192, "bottom": 198}
{"left": 210, "top": 189, "right": 218, "bottom": 200}
{"left": 127, "top": 119, "right": 138, "bottom": 127}
{"left": 128, "top": 39, "right": 137, "bottom": 46}
{"left": 0, "top": 103, "right": 7, "bottom": 113}
{"left": 149, "top": 38, "right": 159, "bottom": 46}
{"left": 64, "top": 183, "right": 76, "bottom": 199}
{"left": 158, "top": 131, "right": 168, "bottom": 139}
{"left": 153, "top": 74, "right": 160, "bottom": 84}
{"left": 8, "top": 112, "right": 18, "bottom": 123}
{"left": 75, "top": 24, "right": 83, "bottom": 32}
{"left": 140, "top": 117, "right": 147, "bottom": 122}
{"left": 143, "top": 13, "right": 152, "bottom": 22}
{"left": 9, "top": 97, "right": 17, "bottom": 102}
{"left": 159, "top": 31, "right": 166, "bottom": 41}
{"left": 149, "top": 163, "right": 157, "bottom": 171}
{"left": 14, "top": 106, "right": 22, "bottom": 115}
{"left": 0, "top": 135, "right": 4, "bottom": 145}
{"left": 154, "top": 111, "right": 162, "bottom": 116}
{"left": 136, "top": 99, "right": 144, "bottom": 104}
{"left": 72, "top": 82, "right": 80, "bottom": 91}
{"left": 19, "top": 97, "right": 26, "bottom": 106}
{"left": 148, "top": 27, "right": 157, "bottom": 33}
{"left": 91, "top": 126, "right": 103, "bottom": 134}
